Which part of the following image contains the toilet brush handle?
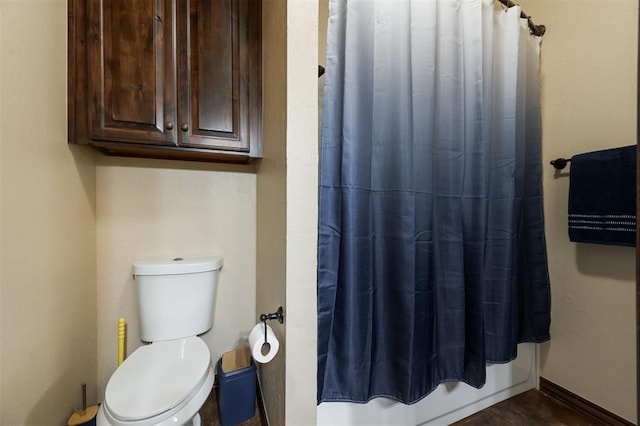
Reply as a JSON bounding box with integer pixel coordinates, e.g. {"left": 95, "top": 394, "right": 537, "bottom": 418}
{"left": 81, "top": 382, "right": 87, "bottom": 413}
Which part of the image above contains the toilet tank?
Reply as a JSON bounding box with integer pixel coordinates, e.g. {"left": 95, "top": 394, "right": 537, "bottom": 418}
{"left": 133, "top": 257, "right": 223, "bottom": 342}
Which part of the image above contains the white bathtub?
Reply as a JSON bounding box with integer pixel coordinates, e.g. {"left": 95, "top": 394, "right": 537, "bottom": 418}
{"left": 317, "top": 343, "right": 536, "bottom": 426}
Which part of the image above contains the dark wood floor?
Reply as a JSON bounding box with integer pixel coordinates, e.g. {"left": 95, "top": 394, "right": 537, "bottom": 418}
{"left": 200, "top": 388, "right": 598, "bottom": 425}
{"left": 200, "top": 388, "right": 263, "bottom": 426}
{"left": 452, "top": 389, "right": 599, "bottom": 426}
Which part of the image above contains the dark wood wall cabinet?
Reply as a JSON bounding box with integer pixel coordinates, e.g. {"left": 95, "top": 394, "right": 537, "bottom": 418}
{"left": 68, "top": 0, "right": 262, "bottom": 164}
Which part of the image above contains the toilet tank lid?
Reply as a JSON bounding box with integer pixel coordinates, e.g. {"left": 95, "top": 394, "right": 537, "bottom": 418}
{"left": 133, "top": 257, "right": 223, "bottom": 276}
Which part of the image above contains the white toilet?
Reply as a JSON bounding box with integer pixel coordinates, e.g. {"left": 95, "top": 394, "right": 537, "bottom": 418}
{"left": 97, "top": 256, "right": 223, "bottom": 426}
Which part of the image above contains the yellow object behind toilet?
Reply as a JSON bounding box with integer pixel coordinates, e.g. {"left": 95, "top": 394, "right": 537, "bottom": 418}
{"left": 118, "top": 318, "right": 126, "bottom": 366}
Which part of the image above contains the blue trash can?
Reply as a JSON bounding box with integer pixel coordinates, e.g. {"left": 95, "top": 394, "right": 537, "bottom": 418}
{"left": 216, "top": 348, "right": 256, "bottom": 426}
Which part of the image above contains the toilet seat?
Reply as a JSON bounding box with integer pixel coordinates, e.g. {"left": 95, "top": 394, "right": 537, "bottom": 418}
{"left": 104, "top": 337, "right": 211, "bottom": 423}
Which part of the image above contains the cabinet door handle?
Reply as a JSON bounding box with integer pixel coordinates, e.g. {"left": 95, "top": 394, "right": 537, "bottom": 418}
{"left": 166, "top": 122, "right": 173, "bottom": 130}
{"left": 181, "top": 124, "right": 189, "bottom": 131}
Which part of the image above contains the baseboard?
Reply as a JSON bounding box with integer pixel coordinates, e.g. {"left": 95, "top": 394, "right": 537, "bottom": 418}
{"left": 539, "top": 377, "right": 634, "bottom": 426}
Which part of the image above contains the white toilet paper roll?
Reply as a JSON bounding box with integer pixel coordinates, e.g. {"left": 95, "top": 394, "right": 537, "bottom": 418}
{"left": 249, "top": 322, "right": 280, "bottom": 364}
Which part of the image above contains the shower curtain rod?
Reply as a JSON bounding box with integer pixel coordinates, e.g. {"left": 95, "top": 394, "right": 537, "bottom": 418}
{"left": 496, "top": 0, "right": 546, "bottom": 37}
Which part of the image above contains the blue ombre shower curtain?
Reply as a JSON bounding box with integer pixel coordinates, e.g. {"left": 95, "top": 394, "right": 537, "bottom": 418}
{"left": 317, "top": 0, "right": 551, "bottom": 404}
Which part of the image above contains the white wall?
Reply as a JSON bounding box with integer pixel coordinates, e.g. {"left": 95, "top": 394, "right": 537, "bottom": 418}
{"left": 285, "top": 1, "right": 319, "bottom": 424}
{"left": 520, "top": 0, "right": 638, "bottom": 422}
{"left": 0, "top": 1, "right": 98, "bottom": 424}
{"left": 96, "top": 157, "right": 257, "bottom": 400}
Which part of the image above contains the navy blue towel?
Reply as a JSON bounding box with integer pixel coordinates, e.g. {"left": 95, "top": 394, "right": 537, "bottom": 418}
{"left": 568, "top": 145, "right": 636, "bottom": 247}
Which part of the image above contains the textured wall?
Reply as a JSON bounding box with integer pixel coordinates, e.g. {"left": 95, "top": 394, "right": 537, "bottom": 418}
{"left": 0, "top": 1, "right": 98, "bottom": 424}
{"left": 256, "top": 0, "right": 287, "bottom": 423}
{"left": 96, "top": 158, "right": 257, "bottom": 401}
{"left": 256, "top": 1, "right": 320, "bottom": 424}
{"left": 285, "top": 1, "right": 319, "bottom": 424}
{"left": 520, "top": 0, "right": 638, "bottom": 422}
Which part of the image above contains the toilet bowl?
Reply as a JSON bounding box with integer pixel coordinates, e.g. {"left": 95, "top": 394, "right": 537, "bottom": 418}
{"left": 97, "top": 337, "right": 214, "bottom": 426}
{"left": 98, "top": 256, "right": 223, "bottom": 426}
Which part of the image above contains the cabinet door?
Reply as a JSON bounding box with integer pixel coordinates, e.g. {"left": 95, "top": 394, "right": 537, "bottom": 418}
{"left": 87, "top": 0, "right": 177, "bottom": 146}
{"left": 178, "top": 0, "right": 261, "bottom": 155}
